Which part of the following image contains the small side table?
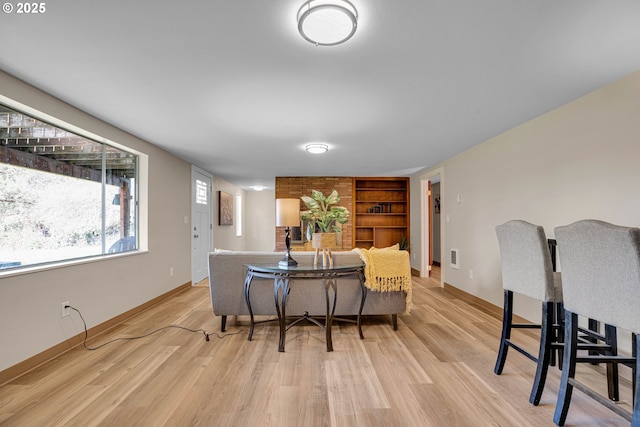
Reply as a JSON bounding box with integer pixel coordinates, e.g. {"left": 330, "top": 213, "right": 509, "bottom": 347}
{"left": 244, "top": 263, "right": 366, "bottom": 352}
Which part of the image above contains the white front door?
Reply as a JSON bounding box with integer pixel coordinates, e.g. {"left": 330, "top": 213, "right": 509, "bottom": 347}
{"left": 191, "top": 167, "right": 212, "bottom": 284}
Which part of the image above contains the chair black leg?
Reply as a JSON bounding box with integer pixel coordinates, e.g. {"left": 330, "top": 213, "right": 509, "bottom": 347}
{"left": 632, "top": 334, "right": 640, "bottom": 427}
{"left": 605, "top": 324, "right": 620, "bottom": 401}
{"left": 554, "top": 302, "right": 564, "bottom": 368}
{"left": 495, "top": 290, "right": 513, "bottom": 375}
{"left": 588, "top": 318, "right": 599, "bottom": 362}
{"left": 550, "top": 303, "right": 557, "bottom": 367}
{"left": 530, "top": 301, "right": 554, "bottom": 405}
{"left": 633, "top": 333, "right": 637, "bottom": 404}
{"left": 392, "top": 314, "right": 398, "bottom": 331}
{"left": 220, "top": 315, "right": 227, "bottom": 332}
{"left": 554, "top": 311, "right": 578, "bottom": 426}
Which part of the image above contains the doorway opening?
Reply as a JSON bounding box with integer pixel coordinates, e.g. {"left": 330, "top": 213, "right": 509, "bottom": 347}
{"left": 421, "top": 169, "right": 443, "bottom": 285}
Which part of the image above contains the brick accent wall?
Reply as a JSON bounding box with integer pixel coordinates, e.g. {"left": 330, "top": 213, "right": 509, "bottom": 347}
{"left": 275, "top": 177, "right": 353, "bottom": 251}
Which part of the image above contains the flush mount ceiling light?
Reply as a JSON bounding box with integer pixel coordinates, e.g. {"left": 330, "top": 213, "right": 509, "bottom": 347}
{"left": 305, "top": 143, "right": 329, "bottom": 154}
{"left": 297, "top": 0, "right": 358, "bottom": 46}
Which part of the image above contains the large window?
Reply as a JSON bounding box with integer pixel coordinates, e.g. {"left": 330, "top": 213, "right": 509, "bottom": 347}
{"left": 0, "top": 104, "right": 138, "bottom": 271}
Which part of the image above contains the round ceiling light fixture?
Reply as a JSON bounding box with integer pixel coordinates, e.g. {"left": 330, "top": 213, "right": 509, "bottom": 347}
{"left": 305, "top": 143, "right": 329, "bottom": 154}
{"left": 297, "top": 0, "right": 358, "bottom": 46}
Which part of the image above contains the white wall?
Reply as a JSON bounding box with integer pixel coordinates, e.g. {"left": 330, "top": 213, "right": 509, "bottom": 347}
{"left": 0, "top": 71, "right": 192, "bottom": 373}
{"left": 411, "top": 70, "right": 640, "bottom": 323}
{"left": 210, "top": 183, "right": 275, "bottom": 252}
{"left": 212, "top": 177, "right": 246, "bottom": 251}
{"left": 245, "top": 190, "right": 276, "bottom": 251}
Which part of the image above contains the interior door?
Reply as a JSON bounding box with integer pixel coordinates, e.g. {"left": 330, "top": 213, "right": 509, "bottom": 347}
{"left": 192, "top": 168, "right": 212, "bottom": 284}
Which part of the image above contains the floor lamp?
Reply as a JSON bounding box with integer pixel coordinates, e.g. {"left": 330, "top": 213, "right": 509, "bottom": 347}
{"left": 276, "top": 198, "right": 300, "bottom": 267}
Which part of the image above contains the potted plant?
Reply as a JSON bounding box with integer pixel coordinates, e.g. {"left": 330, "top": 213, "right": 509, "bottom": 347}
{"left": 300, "top": 189, "right": 349, "bottom": 248}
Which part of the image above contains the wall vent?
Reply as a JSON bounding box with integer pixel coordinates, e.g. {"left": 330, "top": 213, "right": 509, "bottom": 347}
{"left": 450, "top": 248, "right": 459, "bottom": 269}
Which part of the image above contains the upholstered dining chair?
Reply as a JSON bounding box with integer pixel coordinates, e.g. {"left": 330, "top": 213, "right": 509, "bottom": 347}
{"left": 494, "top": 220, "right": 563, "bottom": 405}
{"left": 553, "top": 220, "right": 639, "bottom": 426}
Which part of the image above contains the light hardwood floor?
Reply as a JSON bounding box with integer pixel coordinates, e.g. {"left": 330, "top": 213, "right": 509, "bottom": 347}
{"left": 0, "top": 268, "right": 633, "bottom": 426}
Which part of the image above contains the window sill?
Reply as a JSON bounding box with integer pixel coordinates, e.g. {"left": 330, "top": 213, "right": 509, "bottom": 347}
{"left": 0, "top": 250, "right": 149, "bottom": 280}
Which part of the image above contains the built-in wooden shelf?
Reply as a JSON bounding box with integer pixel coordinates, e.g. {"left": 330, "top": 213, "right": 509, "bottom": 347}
{"left": 353, "top": 177, "right": 410, "bottom": 249}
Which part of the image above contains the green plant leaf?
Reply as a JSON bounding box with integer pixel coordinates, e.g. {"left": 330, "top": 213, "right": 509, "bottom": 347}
{"left": 325, "top": 189, "right": 340, "bottom": 205}
{"left": 301, "top": 195, "right": 319, "bottom": 210}
{"left": 310, "top": 189, "right": 325, "bottom": 202}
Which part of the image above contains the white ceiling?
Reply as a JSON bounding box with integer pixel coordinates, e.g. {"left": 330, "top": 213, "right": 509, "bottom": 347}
{"left": 2, "top": 1, "right": 640, "bottom": 190}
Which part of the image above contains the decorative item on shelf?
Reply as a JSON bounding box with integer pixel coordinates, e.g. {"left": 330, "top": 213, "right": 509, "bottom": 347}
{"left": 367, "top": 203, "right": 392, "bottom": 214}
{"left": 398, "top": 236, "right": 409, "bottom": 251}
{"left": 301, "top": 189, "right": 349, "bottom": 267}
{"left": 276, "top": 199, "right": 301, "bottom": 267}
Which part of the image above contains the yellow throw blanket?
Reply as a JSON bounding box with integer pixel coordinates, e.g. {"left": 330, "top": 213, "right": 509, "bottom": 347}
{"left": 354, "top": 246, "right": 413, "bottom": 313}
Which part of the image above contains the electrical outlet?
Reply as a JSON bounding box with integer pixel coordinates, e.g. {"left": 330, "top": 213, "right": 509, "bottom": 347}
{"left": 169, "top": 267, "right": 174, "bottom": 276}
{"left": 61, "top": 301, "right": 70, "bottom": 317}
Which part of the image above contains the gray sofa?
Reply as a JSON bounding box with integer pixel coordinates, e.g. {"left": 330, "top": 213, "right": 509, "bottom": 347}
{"left": 208, "top": 250, "right": 407, "bottom": 332}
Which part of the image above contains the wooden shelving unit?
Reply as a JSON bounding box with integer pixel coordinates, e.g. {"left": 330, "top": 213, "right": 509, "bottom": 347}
{"left": 352, "top": 177, "right": 410, "bottom": 249}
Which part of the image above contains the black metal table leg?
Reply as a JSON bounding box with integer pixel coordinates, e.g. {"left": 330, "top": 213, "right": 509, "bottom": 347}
{"left": 244, "top": 272, "right": 255, "bottom": 341}
{"left": 324, "top": 276, "right": 338, "bottom": 352}
{"left": 274, "top": 276, "right": 289, "bottom": 352}
{"left": 357, "top": 270, "right": 366, "bottom": 339}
